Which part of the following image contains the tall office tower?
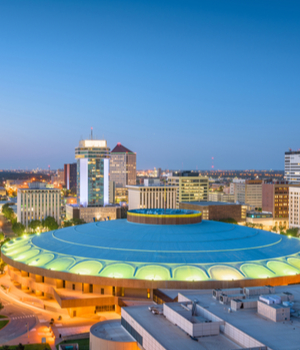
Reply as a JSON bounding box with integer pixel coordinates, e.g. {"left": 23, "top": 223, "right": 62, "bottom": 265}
{"left": 110, "top": 143, "right": 136, "bottom": 187}
{"left": 168, "top": 171, "right": 208, "bottom": 208}
{"left": 75, "top": 136, "right": 110, "bottom": 207}
{"left": 285, "top": 150, "right": 300, "bottom": 184}
{"left": 64, "top": 163, "right": 77, "bottom": 192}
{"left": 289, "top": 186, "right": 300, "bottom": 229}
{"left": 17, "top": 182, "right": 61, "bottom": 228}
{"left": 262, "top": 180, "right": 300, "bottom": 229}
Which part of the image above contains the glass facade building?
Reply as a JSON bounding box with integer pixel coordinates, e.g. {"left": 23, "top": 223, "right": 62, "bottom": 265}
{"left": 75, "top": 139, "right": 110, "bottom": 207}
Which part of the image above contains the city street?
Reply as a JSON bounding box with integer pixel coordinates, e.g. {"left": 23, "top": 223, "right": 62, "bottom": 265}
{"left": 0, "top": 273, "right": 119, "bottom": 348}
{"left": 0, "top": 299, "right": 37, "bottom": 343}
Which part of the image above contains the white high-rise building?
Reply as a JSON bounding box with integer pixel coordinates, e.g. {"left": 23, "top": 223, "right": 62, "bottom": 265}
{"left": 75, "top": 133, "right": 110, "bottom": 207}
{"left": 17, "top": 183, "right": 61, "bottom": 228}
{"left": 289, "top": 186, "right": 300, "bottom": 229}
{"left": 285, "top": 150, "right": 300, "bottom": 184}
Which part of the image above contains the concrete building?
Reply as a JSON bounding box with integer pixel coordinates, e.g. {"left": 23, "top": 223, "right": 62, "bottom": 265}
{"left": 17, "top": 182, "right": 61, "bottom": 228}
{"left": 179, "top": 201, "right": 242, "bottom": 222}
{"left": 246, "top": 211, "right": 274, "bottom": 230}
{"left": 289, "top": 186, "right": 300, "bottom": 229}
{"left": 208, "top": 192, "right": 234, "bottom": 203}
{"left": 168, "top": 172, "right": 208, "bottom": 208}
{"left": 75, "top": 135, "right": 110, "bottom": 207}
{"left": 64, "top": 163, "right": 77, "bottom": 192}
{"left": 285, "top": 149, "right": 300, "bottom": 183}
{"left": 66, "top": 204, "right": 121, "bottom": 222}
{"left": 90, "top": 284, "right": 300, "bottom": 350}
{"left": 234, "top": 180, "right": 262, "bottom": 209}
{"left": 262, "top": 180, "right": 300, "bottom": 229}
{"left": 110, "top": 143, "right": 136, "bottom": 188}
{"left": 3, "top": 209, "right": 300, "bottom": 319}
{"left": 127, "top": 181, "right": 177, "bottom": 210}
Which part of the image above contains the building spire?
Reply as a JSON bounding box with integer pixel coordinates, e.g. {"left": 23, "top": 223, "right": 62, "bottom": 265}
{"left": 91, "top": 127, "right": 93, "bottom": 140}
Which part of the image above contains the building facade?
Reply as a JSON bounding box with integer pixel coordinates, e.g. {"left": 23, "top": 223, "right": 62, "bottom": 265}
{"left": 234, "top": 180, "right": 262, "bottom": 209}
{"left": 75, "top": 138, "right": 110, "bottom": 207}
{"left": 66, "top": 204, "right": 121, "bottom": 222}
{"left": 168, "top": 172, "right": 208, "bottom": 208}
{"left": 110, "top": 143, "right": 136, "bottom": 188}
{"left": 289, "top": 187, "right": 300, "bottom": 229}
{"left": 285, "top": 150, "right": 300, "bottom": 184}
{"left": 246, "top": 211, "right": 274, "bottom": 230}
{"left": 64, "top": 163, "right": 77, "bottom": 192}
{"left": 17, "top": 183, "right": 61, "bottom": 228}
{"left": 179, "top": 201, "right": 242, "bottom": 222}
{"left": 208, "top": 192, "right": 235, "bottom": 203}
{"left": 127, "top": 184, "right": 177, "bottom": 210}
{"left": 261, "top": 181, "right": 300, "bottom": 229}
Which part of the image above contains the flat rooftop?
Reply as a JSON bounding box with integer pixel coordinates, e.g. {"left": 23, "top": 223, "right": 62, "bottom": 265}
{"left": 182, "top": 201, "right": 238, "bottom": 206}
{"left": 180, "top": 284, "right": 300, "bottom": 350}
{"left": 90, "top": 319, "right": 134, "bottom": 342}
{"left": 124, "top": 305, "right": 240, "bottom": 350}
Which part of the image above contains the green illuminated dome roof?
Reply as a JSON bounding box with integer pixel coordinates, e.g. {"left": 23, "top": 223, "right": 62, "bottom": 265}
{"left": 2, "top": 218, "right": 300, "bottom": 281}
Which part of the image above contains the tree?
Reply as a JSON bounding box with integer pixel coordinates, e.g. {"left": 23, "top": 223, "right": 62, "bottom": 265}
{"left": 0, "top": 233, "right": 4, "bottom": 242}
{"left": 2, "top": 204, "right": 15, "bottom": 222}
{"left": 16, "top": 344, "right": 24, "bottom": 350}
{"left": 12, "top": 222, "right": 25, "bottom": 236}
{"left": 42, "top": 216, "right": 58, "bottom": 231}
{"left": 1, "top": 345, "right": 9, "bottom": 350}
{"left": 28, "top": 220, "right": 42, "bottom": 232}
{"left": 0, "top": 302, "right": 4, "bottom": 312}
{"left": 272, "top": 226, "right": 278, "bottom": 233}
{"left": 63, "top": 218, "right": 86, "bottom": 228}
{"left": 219, "top": 218, "right": 238, "bottom": 224}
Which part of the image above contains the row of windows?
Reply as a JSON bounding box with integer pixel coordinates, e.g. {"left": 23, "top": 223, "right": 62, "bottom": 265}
{"left": 121, "top": 317, "right": 143, "bottom": 346}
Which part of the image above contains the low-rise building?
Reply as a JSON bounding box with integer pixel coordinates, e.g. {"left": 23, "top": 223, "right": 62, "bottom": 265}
{"left": 66, "top": 204, "right": 121, "bottom": 222}
{"left": 208, "top": 192, "right": 234, "bottom": 203}
{"left": 246, "top": 211, "right": 274, "bottom": 230}
{"left": 127, "top": 182, "right": 177, "bottom": 210}
{"left": 90, "top": 284, "right": 300, "bottom": 350}
{"left": 179, "top": 201, "right": 242, "bottom": 222}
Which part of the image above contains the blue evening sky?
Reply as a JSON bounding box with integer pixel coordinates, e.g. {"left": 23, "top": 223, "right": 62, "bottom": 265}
{"left": 0, "top": 0, "right": 299, "bottom": 170}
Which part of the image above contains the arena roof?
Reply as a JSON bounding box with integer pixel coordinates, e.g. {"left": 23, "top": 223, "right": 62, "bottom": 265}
{"left": 2, "top": 220, "right": 300, "bottom": 281}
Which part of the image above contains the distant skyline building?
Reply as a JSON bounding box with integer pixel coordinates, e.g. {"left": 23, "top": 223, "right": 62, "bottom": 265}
{"left": 234, "top": 180, "right": 262, "bottom": 209}
{"left": 75, "top": 135, "right": 110, "bottom": 207}
{"left": 17, "top": 182, "right": 61, "bottom": 228}
{"left": 51, "top": 169, "right": 64, "bottom": 186}
{"left": 285, "top": 150, "right": 300, "bottom": 184}
{"left": 168, "top": 171, "right": 208, "bottom": 208}
{"left": 64, "top": 163, "right": 77, "bottom": 192}
{"left": 110, "top": 143, "right": 136, "bottom": 188}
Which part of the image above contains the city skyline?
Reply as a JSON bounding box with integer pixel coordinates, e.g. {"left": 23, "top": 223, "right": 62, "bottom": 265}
{"left": 1, "top": 0, "right": 300, "bottom": 169}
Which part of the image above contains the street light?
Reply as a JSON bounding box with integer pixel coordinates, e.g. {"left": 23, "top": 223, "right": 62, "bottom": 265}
{"left": 26, "top": 322, "right": 29, "bottom": 340}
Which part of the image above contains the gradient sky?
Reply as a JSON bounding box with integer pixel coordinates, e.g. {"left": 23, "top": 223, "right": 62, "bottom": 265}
{"left": 1, "top": 0, "right": 300, "bottom": 170}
